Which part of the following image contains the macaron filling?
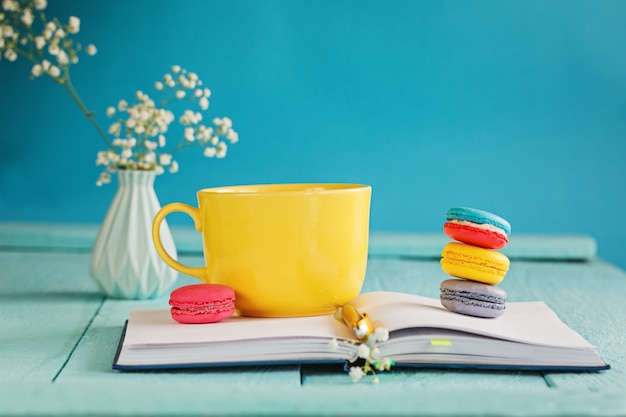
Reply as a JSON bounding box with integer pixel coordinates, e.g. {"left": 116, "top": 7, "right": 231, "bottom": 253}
{"left": 445, "top": 207, "right": 511, "bottom": 235}
{"left": 445, "top": 219, "right": 507, "bottom": 237}
{"left": 171, "top": 302, "right": 235, "bottom": 313}
{"left": 440, "top": 295, "right": 505, "bottom": 317}
{"left": 440, "top": 287, "right": 505, "bottom": 304}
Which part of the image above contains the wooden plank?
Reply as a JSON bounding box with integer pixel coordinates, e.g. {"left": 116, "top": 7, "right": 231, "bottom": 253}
{"left": 502, "top": 259, "right": 626, "bottom": 392}
{"left": 0, "top": 222, "right": 203, "bottom": 254}
{"left": 0, "top": 223, "right": 598, "bottom": 260}
{"left": 0, "top": 251, "right": 103, "bottom": 381}
{"left": 370, "top": 232, "right": 597, "bottom": 260}
{"left": 0, "top": 381, "right": 624, "bottom": 416}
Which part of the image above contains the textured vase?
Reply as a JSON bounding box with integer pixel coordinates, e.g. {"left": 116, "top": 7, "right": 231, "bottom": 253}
{"left": 89, "top": 170, "right": 178, "bottom": 299}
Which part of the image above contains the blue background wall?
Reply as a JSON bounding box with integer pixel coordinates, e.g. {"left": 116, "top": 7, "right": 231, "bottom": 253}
{"left": 1, "top": 0, "right": 625, "bottom": 270}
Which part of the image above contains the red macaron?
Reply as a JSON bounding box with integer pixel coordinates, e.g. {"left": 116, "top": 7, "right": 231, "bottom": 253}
{"left": 169, "top": 283, "right": 236, "bottom": 324}
{"left": 443, "top": 207, "right": 511, "bottom": 250}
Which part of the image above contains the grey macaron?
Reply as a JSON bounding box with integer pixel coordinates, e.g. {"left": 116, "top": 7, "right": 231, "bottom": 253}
{"left": 440, "top": 279, "right": 507, "bottom": 318}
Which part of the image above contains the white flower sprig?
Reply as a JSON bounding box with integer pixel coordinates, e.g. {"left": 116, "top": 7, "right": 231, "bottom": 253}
{"left": 1, "top": 1, "right": 238, "bottom": 186}
{"left": 95, "top": 65, "right": 239, "bottom": 186}
{"left": 1, "top": 0, "right": 97, "bottom": 72}
{"left": 0, "top": 0, "right": 106, "bottom": 139}
{"left": 330, "top": 326, "right": 394, "bottom": 384}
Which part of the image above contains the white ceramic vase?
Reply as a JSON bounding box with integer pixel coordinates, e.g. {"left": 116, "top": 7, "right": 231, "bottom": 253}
{"left": 89, "top": 170, "right": 178, "bottom": 299}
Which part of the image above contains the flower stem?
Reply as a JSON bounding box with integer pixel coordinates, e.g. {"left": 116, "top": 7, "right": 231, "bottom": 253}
{"left": 61, "top": 72, "right": 114, "bottom": 149}
{"left": 12, "top": 45, "right": 114, "bottom": 151}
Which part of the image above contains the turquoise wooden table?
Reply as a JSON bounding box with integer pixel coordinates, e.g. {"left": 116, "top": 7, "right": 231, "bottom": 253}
{"left": 1, "top": 223, "right": 625, "bottom": 416}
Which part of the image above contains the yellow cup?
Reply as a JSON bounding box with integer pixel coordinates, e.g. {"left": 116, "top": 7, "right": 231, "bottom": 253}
{"left": 152, "top": 183, "right": 371, "bottom": 317}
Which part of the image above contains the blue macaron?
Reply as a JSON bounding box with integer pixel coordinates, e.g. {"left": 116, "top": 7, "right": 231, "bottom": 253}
{"left": 446, "top": 207, "right": 511, "bottom": 236}
{"left": 440, "top": 279, "right": 507, "bottom": 318}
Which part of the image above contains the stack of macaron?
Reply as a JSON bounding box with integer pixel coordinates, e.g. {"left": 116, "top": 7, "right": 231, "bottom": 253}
{"left": 439, "top": 207, "right": 511, "bottom": 318}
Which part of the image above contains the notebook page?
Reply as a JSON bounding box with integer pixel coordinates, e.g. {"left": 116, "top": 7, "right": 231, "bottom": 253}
{"left": 123, "top": 309, "right": 354, "bottom": 346}
{"left": 350, "top": 291, "right": 594, "bottom": 349}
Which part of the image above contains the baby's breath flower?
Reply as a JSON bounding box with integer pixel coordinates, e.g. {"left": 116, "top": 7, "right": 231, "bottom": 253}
{"left": 226, "top": 129, "right": 239, "bottom": 143}
{"left": 349, "top": 366, "right": 365, "bottom": 383}
{"left": 34, "top": 36, "right": 45, "bottom": 49}
{"left": 357, "top": 343, "right": 370, "bottom": 359}
{"left": 56, "top": 50, "right": 69, "bottom": 65}
{"left": 95, "top": 151, "right": 109, "bottom": 166}
{"left": 48, "top": 42, "right": 60, "bottom": 56}
{"left": 145, "top": 140, "right": 157, "bottom": 151}
{"left": 184, "top": 127, "right": 195, "bottom": 141}
{"left": 2, "top": 24, "right": 14, "bottom": 38}
{"left": 31, "top": 63, "right": 42, "bottom": 76}
{"left": 373, "top": 327, "right": 389, "bottom": 343}
{"left": 48, "top": 64, "right": 60, "bottom": 77}
{"left": 85, "top": 44, "right": 97, "bottom": 56}
{"left": 146, "top": 125, "right": 159, "bottom": 137}
{"left": 67, "top": 16, "right": 80, "bottom": 34}
{"left": 216, "top": 142, "right": 227, "bottom": 158}
{"left": 333, "top": 320, "right": 394, "bottom": 384}
{"left": 96, "top": 171, "right": 111, "bottom": 187}
{"left": 159, "top": 153, "right": 172, "bottom": 166}
{"left": 4, "top": 48, "right": 16, "bottom": 61}
{"left": 2, "top": 0, "right": 19, "bottom": 12}
{"left": 108, "top": 122, "right": 121, "bottom": 136}
{"left": 21, "top": 9, "right": 33, "bottom": 27}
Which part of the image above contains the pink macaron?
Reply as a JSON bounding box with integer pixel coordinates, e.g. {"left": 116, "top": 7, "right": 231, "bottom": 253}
{"left": 169, "top": 284, "right": 235, "bottom": 324}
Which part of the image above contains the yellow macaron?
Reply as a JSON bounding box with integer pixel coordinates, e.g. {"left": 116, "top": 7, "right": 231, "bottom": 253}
{"left": 440, "top": 242, "right": 510, "bottom": 285}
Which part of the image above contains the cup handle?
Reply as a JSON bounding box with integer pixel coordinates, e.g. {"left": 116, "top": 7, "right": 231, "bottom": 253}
{"left": 152, "top": 202, "right": 207, "bottom": 280}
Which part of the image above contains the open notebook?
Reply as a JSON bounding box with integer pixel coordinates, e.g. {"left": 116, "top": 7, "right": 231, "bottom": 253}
{"left": 113, "top": 291, "right": 609, "bottom": 371}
